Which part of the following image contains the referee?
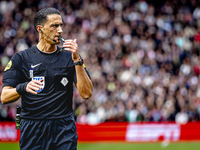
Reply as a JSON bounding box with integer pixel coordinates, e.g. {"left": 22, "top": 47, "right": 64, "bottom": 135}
{"left": 1, "top": 7, "right": 93, "bottom": 150}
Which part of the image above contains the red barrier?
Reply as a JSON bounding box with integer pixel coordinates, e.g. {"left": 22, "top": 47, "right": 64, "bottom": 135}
{"left": 0, "top": 122, "right": 20, "bottom": 142}
{"left": 77, "top": 122, "right": 128, "bottom": 141}
{"left": 77, "top": 122, "right": 200, "bottom": 142}
{"left": 125, "top": 123, "right": 180, "bottom": 142}
{"left": 0, "top": 122, "right": 200, "bottom": 142}
{"left": 180, "top": 123, "right": 200, "bottom": 141}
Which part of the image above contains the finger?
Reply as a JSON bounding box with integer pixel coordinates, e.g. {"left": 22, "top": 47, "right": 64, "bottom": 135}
{"left": 33, "top": 79, "right": 43, "bottom": 83}
{"left": 64, "top": 41, "right": 77, "bottom": 48}
{"left": 27, "top": 83, "right": 41, "bottom": 92}
{"left": 63, "top": 41, "right": 78, "bottom": 50}
{"left": 28, "top": 83, "right": 43, "bottom": 92}
{"left": 64, "top": 48, "right": 76, "bottom": 53}
{"left": 26, "top": 80, "right": 43, "bottom": 94}
{"left": 28, "top": 89, "right": 38, "bottom": 95}
{"left": 26, "top": 85, "right": 38, "bottom": 94}
{"left": 64, "top": 40, "right": 75, "bottom": 44}
{"left": 63, "top": 41, "right": 77, "bottom": 46}
{"left": 29, "top": 83, "right": 43, "bottom": 89}
{"left": 32, "top": 80, "right": 43, "bottom": 86}
{"left": 30, "top": 84, "right": 41, "bottom": 91}
{"left": 63, "top": 44, "right": 78, "bottom": 50}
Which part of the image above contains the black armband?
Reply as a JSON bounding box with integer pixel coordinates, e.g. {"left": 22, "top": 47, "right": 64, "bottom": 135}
{"left": 16, "top": 82, "right": 28, "bottom": 95}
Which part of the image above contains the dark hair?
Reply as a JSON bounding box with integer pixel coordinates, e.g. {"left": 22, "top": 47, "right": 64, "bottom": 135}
{"left": 34, "top": 7, "right": 60, "bottom": 33}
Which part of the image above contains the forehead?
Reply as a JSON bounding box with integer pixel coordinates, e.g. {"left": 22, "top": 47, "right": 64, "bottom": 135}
{"left": 45, "top": 14, "right": 62, "bottom": 25}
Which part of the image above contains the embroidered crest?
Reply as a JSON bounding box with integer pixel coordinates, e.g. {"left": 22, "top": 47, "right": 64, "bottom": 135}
{"left": 32, "top": 76, "right": 45, "bottom": 92}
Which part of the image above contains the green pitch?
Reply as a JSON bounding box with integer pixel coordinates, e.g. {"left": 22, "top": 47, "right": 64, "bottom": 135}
{"left": 77, "top": 142, "right": 200, "bottom": 150}
{"left": 0, "top": 142, "right": 200, "bottom": 150}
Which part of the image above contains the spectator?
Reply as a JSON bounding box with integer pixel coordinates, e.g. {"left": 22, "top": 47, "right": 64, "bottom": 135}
{"left": 1, "top": 0, "right": 200, "bottom": 124}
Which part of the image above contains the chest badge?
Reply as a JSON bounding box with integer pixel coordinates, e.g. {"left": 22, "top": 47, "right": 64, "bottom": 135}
{"left": 61, "top": 77, "right": 68, "bottom": 86}
{"left": 32, "top": 76, "right": 45, "bottom": 92}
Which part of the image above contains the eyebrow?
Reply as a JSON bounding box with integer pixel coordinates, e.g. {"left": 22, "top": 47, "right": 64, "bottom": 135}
{"left": 50, "top": 23, "right": 63, "bottom": 27}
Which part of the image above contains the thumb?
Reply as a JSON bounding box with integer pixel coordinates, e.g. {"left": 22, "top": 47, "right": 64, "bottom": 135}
{"left": 74, "top": 39, "right": 77, "bottom": 43}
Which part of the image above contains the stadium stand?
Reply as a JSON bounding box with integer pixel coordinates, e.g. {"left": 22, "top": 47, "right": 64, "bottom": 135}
{"left": 0, "top": 0, "right": 200, "bottom": 124}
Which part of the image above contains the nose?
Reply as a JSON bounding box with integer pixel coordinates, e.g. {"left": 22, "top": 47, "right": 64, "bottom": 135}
{"left": 58, "top": 26, "right": 63, "bottom": 34}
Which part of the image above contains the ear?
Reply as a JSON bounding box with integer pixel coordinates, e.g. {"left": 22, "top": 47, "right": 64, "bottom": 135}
{"left": 36, "top": 25, "right": 43, "bottom": 33}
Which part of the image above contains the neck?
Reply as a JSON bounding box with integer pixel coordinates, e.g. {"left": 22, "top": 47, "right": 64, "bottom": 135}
{"left": 37, "top": 40, "right": 57, "bottom": 53}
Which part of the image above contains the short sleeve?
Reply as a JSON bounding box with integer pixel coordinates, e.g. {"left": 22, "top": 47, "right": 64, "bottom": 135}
{"left": 2, "top": 53, "right": 22, "bottom": 88}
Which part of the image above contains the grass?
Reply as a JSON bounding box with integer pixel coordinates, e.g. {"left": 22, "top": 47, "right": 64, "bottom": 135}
{"left": 0, "top": 143, "right": 20, "bottom": 150}
{"left": 1, "top": 142, "right": 200, "bottom": 150}
{"left": 77, "top": 142, "right": 200, "bottom": 150}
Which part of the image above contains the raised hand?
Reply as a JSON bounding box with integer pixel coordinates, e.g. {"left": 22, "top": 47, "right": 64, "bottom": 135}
{"left": 62, "top": 39, "right": 80, "bottom": 62}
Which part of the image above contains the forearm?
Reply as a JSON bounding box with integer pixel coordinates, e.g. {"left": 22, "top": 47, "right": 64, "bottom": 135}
{"left": 62, "top": 39, "right": 93, "bottom": 98}
{"left": 75, "top": 65, "right": 93, "bottom": 99}
{"left": 1, "top": 86, "right": 21, "bottom": 104}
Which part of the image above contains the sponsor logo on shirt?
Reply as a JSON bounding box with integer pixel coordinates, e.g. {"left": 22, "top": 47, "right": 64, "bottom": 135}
{"left": 31, "top": 63, "right": 42, "bottom": 68}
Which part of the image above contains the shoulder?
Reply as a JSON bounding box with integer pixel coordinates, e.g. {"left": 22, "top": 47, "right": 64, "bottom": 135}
{"left": 17, "top": 46, "right": 36, "bottom": 55}
{"left": 11, "top": 46, "right": 36, "bottom": 63}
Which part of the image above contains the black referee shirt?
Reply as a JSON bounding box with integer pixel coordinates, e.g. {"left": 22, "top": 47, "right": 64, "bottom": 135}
{"left": 2, "top": 46, "right": 89, "bottom": 119}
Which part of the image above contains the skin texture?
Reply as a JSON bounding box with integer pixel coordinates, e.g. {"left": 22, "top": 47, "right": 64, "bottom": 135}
{"left": 1, "top": 14, "right": 93, "bottom": 104}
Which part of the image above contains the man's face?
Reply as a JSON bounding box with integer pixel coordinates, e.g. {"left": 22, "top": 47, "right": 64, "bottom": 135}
{"left": 42, "top": 14, "right": 63, "bottom": 44}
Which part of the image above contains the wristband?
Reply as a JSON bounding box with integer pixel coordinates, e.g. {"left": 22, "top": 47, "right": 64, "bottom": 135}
{"left": 74, "top": 57, "right": 83, "bottom": 66}
{"left": 16, "top": 82, "right": 28, "bottom": 95}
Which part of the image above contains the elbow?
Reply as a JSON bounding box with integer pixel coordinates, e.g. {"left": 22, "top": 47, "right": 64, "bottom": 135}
{"left": 1, "top": 88, "right": 7, "bottom": 104}
{"left": 78, "top": 83, "right": 93, "bottom": 99}
{"left": 80, "top": 90, "right": 93, "bottom": 100}
{"left": 1, "top": 101, "right": 4, "bottom": 105}
{"left": 1, "top": 96, "right": 18, "bottom": 105}
{"left": 1, "top": 92, "right": 8, "bottom": 104}
{"left": 1, "top": 91, "right": 17, "bottom": 105}
{"left": 83, "top": 93, "right": 92, "bottom": 99}
{"left": 1, "top": 89, "right": 7, "bottom": 104}
{"left": 1, "top": 101, "right": 6, "bottom": 105}
{"left": 1, "top": 96, "right": 6, "bottom": 105}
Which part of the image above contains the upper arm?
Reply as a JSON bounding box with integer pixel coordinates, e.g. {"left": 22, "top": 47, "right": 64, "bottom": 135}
{"left": 2, "top": 54, "right": 22, "bottom": 88}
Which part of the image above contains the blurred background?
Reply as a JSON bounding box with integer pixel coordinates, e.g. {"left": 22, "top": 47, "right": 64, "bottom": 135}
{"left": 1, "top": 0, "right": 200, "bottom": 149}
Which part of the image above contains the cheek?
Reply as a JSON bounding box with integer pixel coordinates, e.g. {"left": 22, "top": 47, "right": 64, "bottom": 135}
{"left": 47, "top": 29, "right": 56, "bottom": 36}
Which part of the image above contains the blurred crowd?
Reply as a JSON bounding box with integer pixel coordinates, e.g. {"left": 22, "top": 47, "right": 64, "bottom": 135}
{"left": 1, "top": 0, "right": 200, "bottom": 124}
